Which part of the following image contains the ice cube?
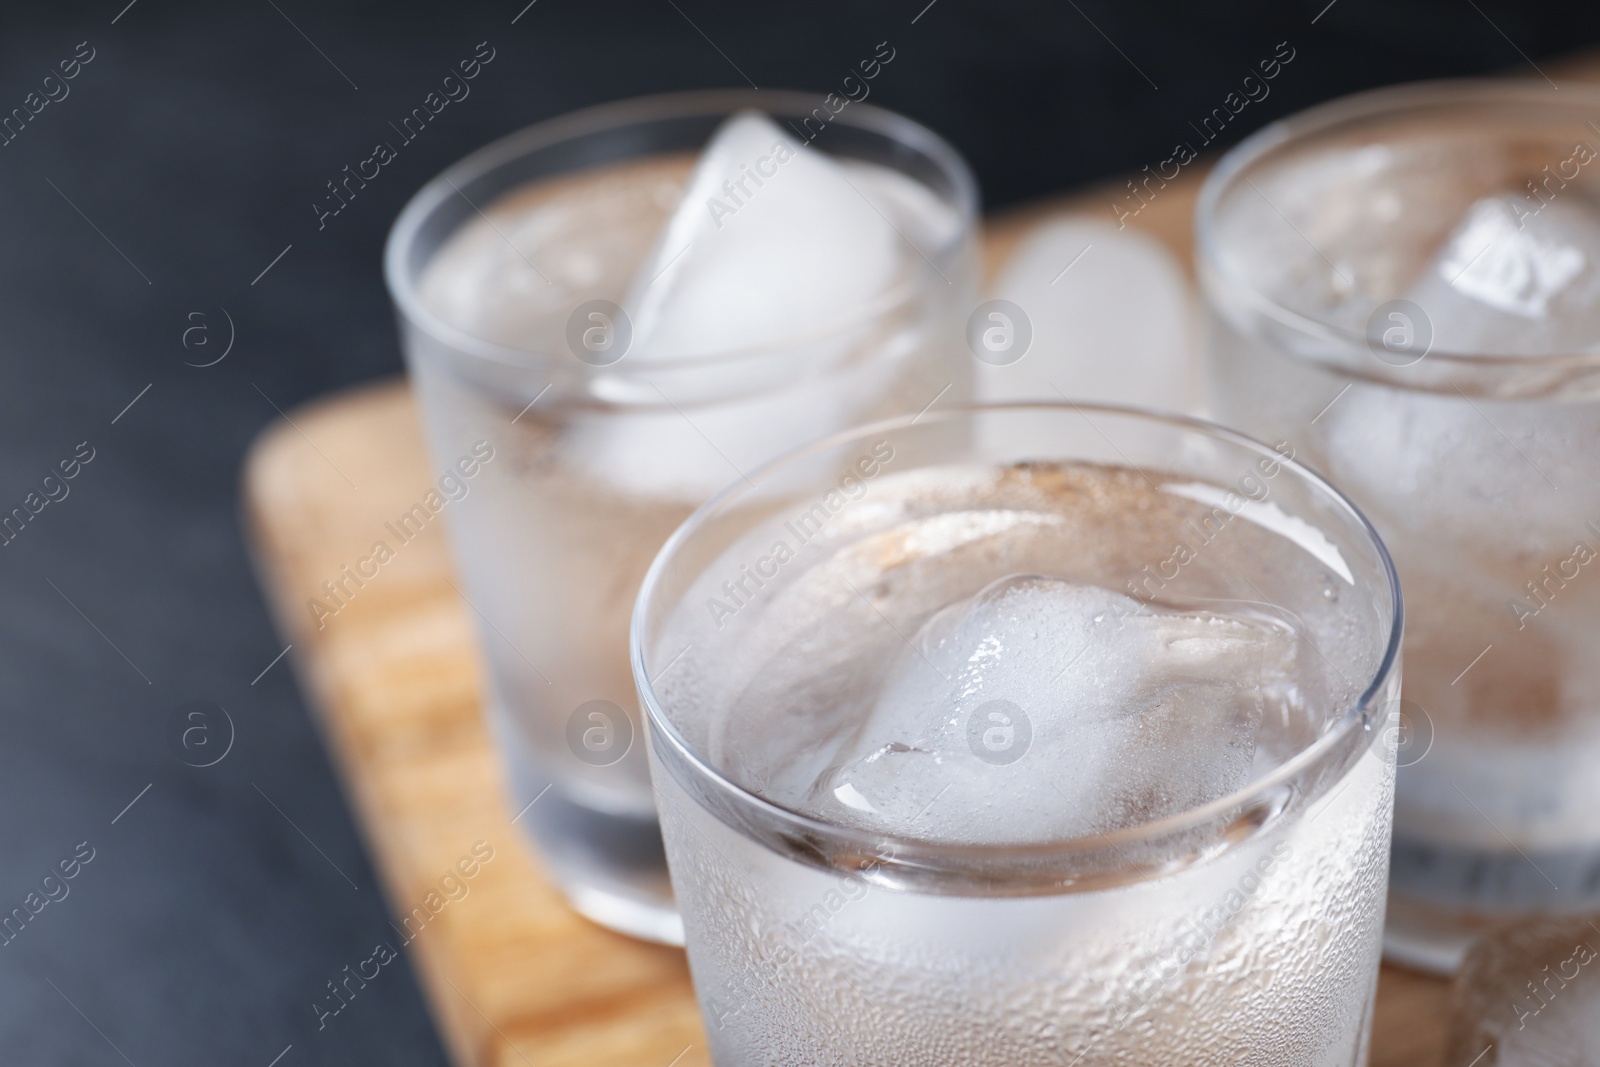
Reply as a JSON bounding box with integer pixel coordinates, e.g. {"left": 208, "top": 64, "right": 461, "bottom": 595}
{"left": 978, "top": 219, "right": 1202, "bottom": 413}
{"left": 1317, "top": 202, "right": 1600, "bottom": 544}
{"left": 1310, "top": 194, "right": 1600, "bottom": 660}
{"left": 1447, "top": 913, "right": 1600, "bottom": 1067}
{"left": 565, "top": 111, "right": 920, "bottom": 499}
{"left": 1316, "top": 367, "right": 1595, "bottom": 554}
{"left": 1408, "top": 195, "right": 1600, "bottom": 355}
{"left": 798, "top": 575, "right": 1294, "bottom": 844}
{"left": 622, "top": 110, "right": 900, "bottom": 361}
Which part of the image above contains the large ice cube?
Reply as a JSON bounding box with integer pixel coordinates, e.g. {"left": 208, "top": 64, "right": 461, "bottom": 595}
{"left": 1316, "top": 358, "right": 1596, "bottom": 554}
{"left": 1447, "top": 913, "right": 1600, "bottom": 1066}
{"left": 1318, "top": 193, "right": 1600, "bottom": 547}
{"left": 978, "top": 219, "right": 1201, "bottom": 413}
{"left": 1408, "top": 195, "right": 1600, "bottom": 355}
{"left": 567, "top": 111, "right": 925, "bottom": 499}
{"left": 623, "top": 111, "right": 900, "bottom": 361}
{"left": 797, "top": 575, "right": 1296, "bottom": 843}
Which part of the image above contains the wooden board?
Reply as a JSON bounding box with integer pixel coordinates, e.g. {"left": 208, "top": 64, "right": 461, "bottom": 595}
{"left": 238, "top": 52, "right": 1600, "bottom": 1055}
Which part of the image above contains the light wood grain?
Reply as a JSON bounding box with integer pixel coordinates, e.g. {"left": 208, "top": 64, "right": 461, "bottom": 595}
{"left": 236, "top": 52, "right": 1600, "bottom": 1058}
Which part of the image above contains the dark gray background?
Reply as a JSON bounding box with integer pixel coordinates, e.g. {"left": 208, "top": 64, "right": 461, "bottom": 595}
{"left": 0, "top": 0, "right": 1592, "bottom": 1062}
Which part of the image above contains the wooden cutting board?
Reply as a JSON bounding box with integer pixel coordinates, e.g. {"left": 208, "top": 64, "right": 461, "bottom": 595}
{"left": 243, "top": 51, "right": 1600, "bottom": 1056}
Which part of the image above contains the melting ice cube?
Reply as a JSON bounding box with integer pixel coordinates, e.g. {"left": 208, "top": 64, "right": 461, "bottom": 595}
{"left": 623, "top": 110, "right": 900, "bottom": 362}
{"left": 1317, "top": 194, "right": 1600, "bottom": 545}
{"left": 800, "top": 575, "right": 1297, "bottom": 844}
{"left": 1447, "top": 913, "right": 1600, "bottom": 1066}
{"left": 1408, "top": 195, "right": 1600, "bottom": 355}
{"left": 567, "top": 110, "right": 918, "bottom": 499}
{"left": 978, "top": 218, "right": 1201, "bottom": 414}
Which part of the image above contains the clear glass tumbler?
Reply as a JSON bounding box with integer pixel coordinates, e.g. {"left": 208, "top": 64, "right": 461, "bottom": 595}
{"left": 634, "top": 402, "right": 1401, "bottom": 1065}
{"left": 385, "top": 90, "right": 977, "bottom": 943}
{"left": 1198, "top": 80, "right": 1600, "bottom": 971}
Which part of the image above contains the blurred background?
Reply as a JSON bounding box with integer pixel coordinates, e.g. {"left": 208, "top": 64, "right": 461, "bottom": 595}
{"left": 1, "top": 0, "right": 1596, "bottom": 1060}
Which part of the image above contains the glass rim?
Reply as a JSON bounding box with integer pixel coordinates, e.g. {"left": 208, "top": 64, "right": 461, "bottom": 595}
{"left": 383, "top": 88, "right": 980, "bottom": 373}
{"left": 630, "top": 400, "right": 1404, "bottom": 868}
{"left": 1195, "top": 77, "right": 1600, "bottom": 373}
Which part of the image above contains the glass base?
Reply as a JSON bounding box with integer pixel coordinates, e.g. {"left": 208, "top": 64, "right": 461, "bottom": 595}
{"left": 563, "top": 878, "right": 683, "bottom": 945}
{"left": 1382, "top": 894, "right": 1475, "bottom": 974}
{"left": 1381, "top": 892, "right": 1598, "bottom": 975}
{"left": 1384, "top": 832, "right": 1600, "bottom": 973}
{"left": 501, "top": 743, "right": 683, "bottom": 945}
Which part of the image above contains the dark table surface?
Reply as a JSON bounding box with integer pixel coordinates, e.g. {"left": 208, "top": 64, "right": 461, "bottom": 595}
{"left": 0, "top": 0, "right": 1593, "bottom": 1062}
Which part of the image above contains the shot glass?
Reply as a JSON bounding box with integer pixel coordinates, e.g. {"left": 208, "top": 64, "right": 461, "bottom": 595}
{"left": 1198, "top": 80, "right": 1600, "bottom": 971}
{"left": 633, "top": 403, "right": 1401, "bottom": 1065}
{"left": 384, "top": 90, "right": 977, "bottom": 942}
